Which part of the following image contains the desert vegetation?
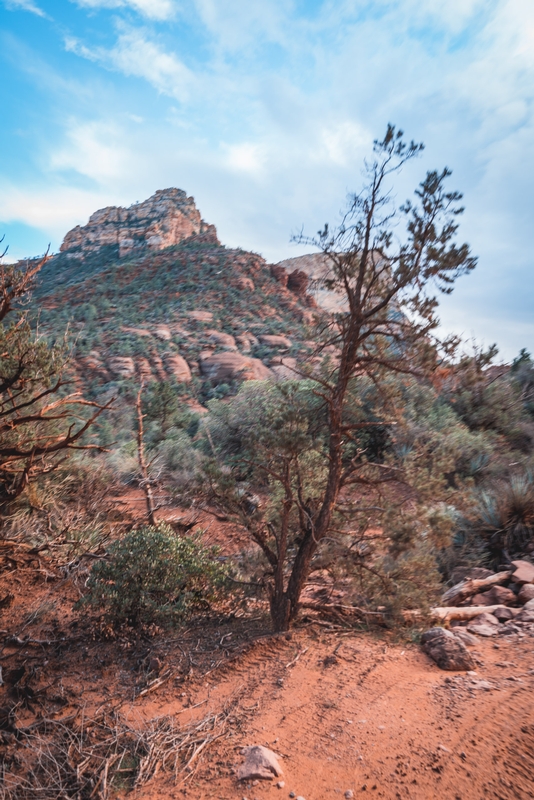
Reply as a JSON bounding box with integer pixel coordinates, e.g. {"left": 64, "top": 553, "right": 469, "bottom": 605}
{"left": 1, "top": 128, "right": 534, "bottom": 798}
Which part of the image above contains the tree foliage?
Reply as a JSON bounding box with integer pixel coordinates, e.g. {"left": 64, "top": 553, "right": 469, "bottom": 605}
{"left": 0, "top": 253, "right": 111, "bottom": 512}
{"left": 203, "top": 125, "right": 478, "bottom": 630}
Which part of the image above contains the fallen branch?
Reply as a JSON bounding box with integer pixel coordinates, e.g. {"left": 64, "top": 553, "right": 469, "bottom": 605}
{"left": 136, "top": 669, "right": 173, "bottom": 698}
{"left": 441, "top": 571, "right": 512, "bottom": 606}
{"left": 430, "top": 604, "right": 520, "bottom": 623}
{"left": 300, "top": 600, "right": 384, "bottom": 617}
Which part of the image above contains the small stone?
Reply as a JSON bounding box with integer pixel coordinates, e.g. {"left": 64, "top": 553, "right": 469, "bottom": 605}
{"left": 437, "top": 744, "right": 451, "bottom": 753}
{"left": 345, "top": 791, "right": 354, "bottom": 798}
{"left": 276, "top": 781, "right": 285, "bottom": 789}
{"left": 237, "top": 745, "right": 283, "bottom": 781}
{"left": 252, "top": 780, "right": 259, "bottom": 786}
{"left": 289, "top": 793, "right": 296, "bottom": 798}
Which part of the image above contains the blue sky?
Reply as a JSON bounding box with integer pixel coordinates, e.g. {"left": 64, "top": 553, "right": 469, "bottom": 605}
{"left": 1, "top": 0, "right": 533, "bottom": 360}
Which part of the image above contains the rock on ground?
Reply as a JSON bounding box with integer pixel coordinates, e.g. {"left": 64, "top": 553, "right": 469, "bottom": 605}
{"left": 237, "top": 745, "right": 284, "bottom": 781}
{"left": 467, "top": 612, "right": 501, "bottom": 637}
{"left": 518, "top": 584, "right": 534, "bottom": 604}
{"left": 452, "top": 629, "right": 479, "bottom": 647}
{"left": 475, "top": 586, "right": 517, "bottom": 607}
{"left": 511, "top": 560, "right": 534, "bottom": 585}
{"left": 421, "top": 628, "right": 475, "bottom": 671}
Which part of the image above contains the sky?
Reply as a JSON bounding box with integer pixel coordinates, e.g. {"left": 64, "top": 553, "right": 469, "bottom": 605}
{"left": 1, "top": 0, "right": 533, "bottom": 361}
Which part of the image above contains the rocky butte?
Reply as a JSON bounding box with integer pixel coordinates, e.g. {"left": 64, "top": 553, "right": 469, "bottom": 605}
{"left": 59, "top": 188, "right": 218, "bottom": 259}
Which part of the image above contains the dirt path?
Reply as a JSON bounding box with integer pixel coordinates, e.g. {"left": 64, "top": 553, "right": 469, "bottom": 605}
{"left": 127, "top": 626, "right": 534, "bottom": 800}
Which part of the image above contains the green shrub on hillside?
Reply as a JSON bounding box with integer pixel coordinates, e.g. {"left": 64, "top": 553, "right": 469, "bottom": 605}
{"left": 80, "top": 523, "right": 227, "bottom": 627}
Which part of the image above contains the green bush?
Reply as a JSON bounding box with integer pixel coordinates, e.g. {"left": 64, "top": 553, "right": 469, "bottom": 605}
{"left": 80, "top": 523, "right": 227, "bottom": 627}
{"left": 471, "top": 472, "right": 534, "bottom": 562}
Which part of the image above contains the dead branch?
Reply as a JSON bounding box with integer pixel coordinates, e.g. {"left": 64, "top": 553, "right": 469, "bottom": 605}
{"left": 441, "top": 571, "right": 512, "bottom": 606}
{"left": 430, "top": 604, "right": 520, "bottom": 623}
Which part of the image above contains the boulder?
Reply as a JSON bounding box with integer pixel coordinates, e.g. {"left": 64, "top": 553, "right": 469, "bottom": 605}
{"left": 236, "top": 333, "right": 259, "bottom": 353}
{"left": 120, "top": 325, "right": 152, "bottom": 337}
{"left": 271, "top": 357, "right": 299, "bottom": 380}
{"left": 270, "top": 264, "right": 288, "bottom": 287}
{"left": 518, "top": 584, "right": 534, "bottom": 604}
{"left": 258, "top": 334, "right": 292, "bottom": 349}
{"left": 137, "top": 357, "right": 155, "bottom": 383}
{"left": 108, "top": 357, "right": 136, "bottom": 379}
{"left": 235, "top": 276, "right": 255, "bottom": 291}
{"left": 474, "top": 586, "right": 517, "bottom": 607}
{"left": 467, "top": 612, "right": 501, "bottom": 637}
{"left": 163, "top": 353, "right": 192, "bottom": 383}
{"left": 206, "top": 330, "right": 237, "bottom": 349}
{"left": 237, "top": 745, "right": 283, "bottom": 781}
{"left": 452, "top": 629, "right": 479, "bottom": 647}
{"left": 450, "top": 567, "right": 493, "bottom": 584}
{"left": 421, "top": 628, "right": 475, "bottom": 671}
{"left": 287, "top": 268, "right": 309, "bottom": 294}
{"left": 515, "top": 606, "right": 534, "bottom": 623}
{"left": 187, "top": 310, "right": 213, "bottom": 322}
{"left": 153, "top": 324, "right": 172, "bottom": 341}
{"left": 511, "top": 560, "right": 534, "bottom": 585}
{"left": 493, "top": 606, "right": 516, "bottom": 622}
{"left": 200, "top": 352, "right": 272, "bottom": 383}
{"left": 149, "top": 351, "right": 167, "bottom": 381}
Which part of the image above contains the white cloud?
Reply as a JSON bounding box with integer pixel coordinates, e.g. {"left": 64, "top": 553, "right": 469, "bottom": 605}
{"left": 73, "top": 0, "right": 176, "bottom": 21}
{"left": 49, "top": 120, "right": 131, "bottom": 182}
{"left": 65, "top": 26, "right": 194, "bottom": 101}
{"left": 5, "top": 0, "right": 47, "bottom": 17}
{"left": 5, "top": 0, "right": 534, "bottom": 357}
{"left": 224, "top": 143, "right": 266, "bottom": 176}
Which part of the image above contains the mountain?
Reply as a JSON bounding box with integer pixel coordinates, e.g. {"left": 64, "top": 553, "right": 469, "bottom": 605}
{"left": 31, "top": 189, "right": 323, "bottom": 406}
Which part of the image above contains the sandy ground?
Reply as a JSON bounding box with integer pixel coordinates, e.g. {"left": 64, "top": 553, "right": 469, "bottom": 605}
{"left": 124, "top": 624, "right": 534, "bottom": 800}
{"left": 2, "top": 492, "right": 533, "bottom": 800}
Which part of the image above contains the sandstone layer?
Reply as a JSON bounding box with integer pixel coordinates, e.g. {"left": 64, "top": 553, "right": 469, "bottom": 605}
{"left": 60, "top": 188, "right": 218, "bottom": 259}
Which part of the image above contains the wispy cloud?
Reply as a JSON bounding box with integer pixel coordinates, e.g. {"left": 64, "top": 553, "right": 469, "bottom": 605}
{"left": 3, "top": 0, "right": 534, "bottom": 357}
{"left": 65, "top": 25, "right": 194, "bottom": 101}
{"left": 73, "top": 0, "right": 176, "bottom": 21}
{"left": 5, "top": 0, "right": 47, "bottom": 18}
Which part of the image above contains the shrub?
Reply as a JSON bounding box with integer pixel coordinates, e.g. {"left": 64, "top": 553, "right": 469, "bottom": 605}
{"left": 80, "top": 523, "right": 227, "bottom": 627}
{"left": 470, "top": 472, "right": 534, "bottom": 562}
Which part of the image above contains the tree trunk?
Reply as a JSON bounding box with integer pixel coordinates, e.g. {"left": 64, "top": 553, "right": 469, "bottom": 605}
{"left": 270, "top": 591, "right": 292, "bottom": 632}
{"left": 136, "top": 385, "right": 156, "bottom": 526}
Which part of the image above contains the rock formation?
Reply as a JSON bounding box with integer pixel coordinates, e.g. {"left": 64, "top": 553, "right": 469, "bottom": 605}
{"left": 60, "top": 188, "right": 218, "bottom": 259}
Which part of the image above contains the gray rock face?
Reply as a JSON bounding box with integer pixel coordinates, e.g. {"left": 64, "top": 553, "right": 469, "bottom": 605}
{"left": 421, "top": 628, "right": 475, "bottom": 671}
{"left": 60, "top": 188, "right": 217, "bottom": 259}
{"left": 237, "top": 745, "right": 283, "bottom": 781}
